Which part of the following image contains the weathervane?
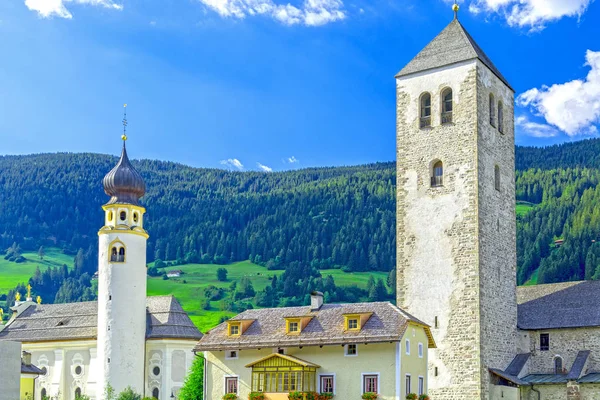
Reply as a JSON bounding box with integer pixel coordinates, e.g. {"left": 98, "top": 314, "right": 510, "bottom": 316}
{"left": 122, "top": 104, "right": 128, "bottom": 141}
{"left": 453, "top": 1, "right": 459, "bottom": 19}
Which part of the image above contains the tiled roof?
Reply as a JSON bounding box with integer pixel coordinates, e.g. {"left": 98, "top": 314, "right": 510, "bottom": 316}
{"left": 395, "top": 19, "right": 513, "bottom": 90}
{"left": 195, "top": 301, "right": 434, "bottom": 352}
{"left": 517, "top": 280, "right": 600, "bottom": 330}
{"left": 0, "top": 296, "right": 202, "bottom": 342}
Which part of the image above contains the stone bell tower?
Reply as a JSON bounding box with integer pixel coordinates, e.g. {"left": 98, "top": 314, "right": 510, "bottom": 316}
{"left": 395, "top": 6, "right": 517, "bottom": 399}
{"left": 97, "top": 106, "right": 149, "bottom": 398}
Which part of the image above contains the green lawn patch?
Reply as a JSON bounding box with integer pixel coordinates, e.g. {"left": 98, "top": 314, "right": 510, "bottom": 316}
{"left": 0, "top": 248, "right": 73, "bottom": 293}
{"left": 516, "top": 201, "right": 536, "bottom": 217}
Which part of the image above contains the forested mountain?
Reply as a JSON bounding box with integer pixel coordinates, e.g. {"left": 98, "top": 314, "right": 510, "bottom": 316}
{"left": 2, "top": 138, "right": 600, "bottom": 296}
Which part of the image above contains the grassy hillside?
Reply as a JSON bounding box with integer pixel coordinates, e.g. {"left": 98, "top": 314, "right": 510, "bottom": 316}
{"left": 146, "top": 260, "right": 388, "bottom": 332}
{"left": 0, "top": 248, "right": 73, "bottom": 294}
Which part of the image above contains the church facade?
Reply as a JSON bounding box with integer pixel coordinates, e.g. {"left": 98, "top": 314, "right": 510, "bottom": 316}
{"left": 396, "top": 8, "right": 600, "bottom": 400}
{"left": 0, "top": 137, "right": 202, "bottom": 400}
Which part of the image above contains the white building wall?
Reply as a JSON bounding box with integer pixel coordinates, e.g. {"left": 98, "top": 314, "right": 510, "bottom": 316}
{"left": 97, "top": 231, "right": 147, "bottom": 398}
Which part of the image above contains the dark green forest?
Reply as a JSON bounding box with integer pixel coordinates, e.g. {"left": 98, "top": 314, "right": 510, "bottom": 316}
{"left": 2, "top": 138, "right": 600, "bottom": 307}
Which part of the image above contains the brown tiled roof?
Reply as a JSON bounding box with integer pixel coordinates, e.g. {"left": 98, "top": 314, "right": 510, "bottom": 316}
{"left": 194, "top": 301, "right": 434, "bottom": 352}
{"left": 517, "top": 280, "right": 600, "bottom": 330}
{"left": 0, "top": 296, "right": 202, "bottom": 342}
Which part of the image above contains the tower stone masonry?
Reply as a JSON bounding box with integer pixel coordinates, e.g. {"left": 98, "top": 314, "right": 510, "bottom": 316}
{"left": 97, "top": 140, "right": 149, "bottom": 398}
{"left": 395, "top": 17, "right": 517, "bottom": 399}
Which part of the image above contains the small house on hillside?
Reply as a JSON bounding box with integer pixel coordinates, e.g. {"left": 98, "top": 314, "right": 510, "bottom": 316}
{"left": 167, "top": 270, "right": 183, "bottom": 278}
{"left": 195, "top": 291, "right": 435, "bottom": 400}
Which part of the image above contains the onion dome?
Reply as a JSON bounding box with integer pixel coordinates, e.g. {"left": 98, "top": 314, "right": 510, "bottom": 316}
{"left": 103, "top": 142, "right": 146, "bottom": 206}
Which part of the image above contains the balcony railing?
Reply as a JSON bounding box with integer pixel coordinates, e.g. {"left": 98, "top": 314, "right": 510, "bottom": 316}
{"left": 441, "top": 112, "right": 453, "bottom": 124}
{"left": 431, "top": 176, "right": 443, "bottom": 187}
{"left": 420, "top": 116, "right": 431, "bottom": 128}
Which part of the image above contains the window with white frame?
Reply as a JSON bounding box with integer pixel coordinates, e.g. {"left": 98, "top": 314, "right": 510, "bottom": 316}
{"left": 363, "top": 374, "right": 378, "bottom": 394}
{"left": 418, "top": 376, "right": 424, "bottom": 395}
{"left": 405, "top": 375, "right": 411, "bottom": 395}
{"left": 345, "top": 344, "right": 357, "bottom": 356}
{"left": 418, "top": 342, "right": 424, "bottom": 358}
{"left": 225, "top": 377, "right": 238, "bottom": 394}
{"left": 320, "top": 375, "right": 335, "bottom": 394}
{"left": 405, "top": 339, "right": 410, "bottom": 355}
{"left": 226, "top": 350, "right": 238, "bottom": 360}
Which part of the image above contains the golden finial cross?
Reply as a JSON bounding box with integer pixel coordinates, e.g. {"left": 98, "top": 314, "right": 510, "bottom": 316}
{"left": 37, "top": 296, "right": 42, "bottom": 305}
{"left": 122, "top": 104, "right": 128, "bottom": 141}
{"left": 15, "top": 292, "right": 21, "bottom": 302}
{"left": 27, "top": 284, "right": 32, "bottom": 299}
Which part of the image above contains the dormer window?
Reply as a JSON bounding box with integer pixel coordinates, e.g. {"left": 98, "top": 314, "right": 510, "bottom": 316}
{"left": 288, "top": 320, "right": 299, "bottom": 334}
{"left": 343, "top": 313, "right": 373, "bottom": 332}
{"left": 285, "top": 316, "right": 313, "bottom": 335}
{"left": 226, "top": 319, "right": 255, "bottom": 337}
{"left": 229, "top": 324, "right": 240, "bottom": 336}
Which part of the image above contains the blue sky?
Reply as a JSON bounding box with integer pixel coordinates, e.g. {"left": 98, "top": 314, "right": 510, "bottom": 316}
{"left": 0, "top": 0, "right": 598, "bottom": 171}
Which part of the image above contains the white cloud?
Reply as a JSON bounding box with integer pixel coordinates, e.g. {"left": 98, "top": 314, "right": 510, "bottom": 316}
{"left": 220, "top": 158, "right": 244, "bottom": 170}
{"left": 197, "top": 0, "right": 346, "bottom": 26}
{"left": 286, "top": 156, "right": 299, "bottom": 164}
{"left": 25, "top": 0, "right": 123, "bottom": 19}
{"left": 515, "top": 116, "right": 559, "bottom": 138}
{"left": 466, "top": 0, "right": 592, "bottom": 30}
{"left": 517, "top": 50, "right": 600, "bottom": 136}
{"left": 257, "top": 162, "right": 273, "bottom": 172}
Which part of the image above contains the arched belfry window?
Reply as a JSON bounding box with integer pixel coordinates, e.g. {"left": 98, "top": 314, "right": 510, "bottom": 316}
{"left": 120, "top": 211, "right": 127, "bottom": 222}
{"left": 554, "top": 356, "right": 563, "bottom": 374}
{"left": 152, "top": 388, "right": 159, "bottom": 399}
{"left": 489, "top": 93, "right": 496, "bottom": 127}
{"left": 420, "top": 93, "right": 432, "bottom": 128}
{"left": 110, "top": 241, "right": 126, "bottom": 263}
{"left": 431, "top": 161, "right": 443, "bottom": 187}
{"left": 441, "top": 88, "right": 453, "bottom": 124}
{"left": 75, "top": 388, "right": 82, "bottom": 399}
{"left": 498, "top": 101, "right": 504, "bottom": 133}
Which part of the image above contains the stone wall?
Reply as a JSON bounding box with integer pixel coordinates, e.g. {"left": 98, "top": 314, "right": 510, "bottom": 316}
{"left": 0, "top": 341, "right": 21, "bottom": 400}
{"left": 476, "top": 59, "right": 518, "bottom": 393}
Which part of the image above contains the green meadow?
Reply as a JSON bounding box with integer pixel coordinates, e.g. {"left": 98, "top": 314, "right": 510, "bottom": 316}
{"left": 516, "top": 200, "right": 536, "bottom": 217}
{"left": 0, "top": 248, "right": 73, "bottom": 293}
{"left": 146, "top": 260, "right": 389, "bottom": 332}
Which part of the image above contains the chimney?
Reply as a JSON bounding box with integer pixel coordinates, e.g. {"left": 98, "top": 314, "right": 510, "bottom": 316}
{"left": 310, "top": 291, "right": 324, "bottom": 311}
{"left": 22, "top": 351, "right": 32, "bottom": 366}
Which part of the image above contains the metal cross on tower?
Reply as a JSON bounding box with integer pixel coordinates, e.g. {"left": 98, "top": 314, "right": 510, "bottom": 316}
{"left": 122, "top": 103, "right": 128, "bottom": 141}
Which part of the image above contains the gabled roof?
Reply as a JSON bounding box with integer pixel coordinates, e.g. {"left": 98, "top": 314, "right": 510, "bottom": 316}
{"left": 0, "top": 296, "right": 202, "bottom": 343}
{"left": 517, "top": 280, "right": 600, "bottom": 330}
{"left": 21, "top": 363, "right": 45, "bottom": 375}
{"left": 245, "top": 353, "right": 320, "bottom": 368}
{"left": 195, "top": 301, "right": 435, "bottom": 352}
{"left": 396, "top": 18, "right": 513, "bottom": 91}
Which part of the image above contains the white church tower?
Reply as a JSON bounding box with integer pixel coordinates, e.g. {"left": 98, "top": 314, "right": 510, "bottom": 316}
{"left": 97, "top": 107, "right": 149, "bottom": 398}
{"left": 396, "top": 6, "right": 517, "bottom": 399}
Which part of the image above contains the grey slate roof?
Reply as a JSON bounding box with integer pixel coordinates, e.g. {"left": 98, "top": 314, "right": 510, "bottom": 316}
{"left": 522, "top": 374, "right": 568, "bottom": 384}
{"left": 505, "top": 353, "right": 531, "bottom": 376}
{"left": 578, "top": 373, "right": 600, "bottom": 383}
{"left": 517, "top": 280, "right": 600, "bottom": 330}
{"left": 0, "top": 296, "right": 202, "bottom": 343}
{"left": 21, "top": 363, "right": 45, "bottom": 375}
{"left": 195, "top": 301, "right": 434, "bottom": 352}
{"left": 567, "top": 351, "right": 590, "bottom": 380}
{"left": 489, "top": 368, "right": 531, "bottom": 386}
{"left": 396, "top": 19, "right": 513, "bottom": 91}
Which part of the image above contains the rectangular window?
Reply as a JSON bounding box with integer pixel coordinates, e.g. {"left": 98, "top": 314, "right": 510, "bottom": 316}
{"left": 288, "top": 321, "right": 299, "bottom": 333}
{"left": 540, "top": 333, "right": 550, "bottom": 351}
{"left": 405, "top": 375, "right": 411, "bottom": 395}
{"left": 225, "top": 377, "right": 238, "bottom": 394}
{"left": 405, "top": 339, "right": 410, "bottom": 355}
{"left": 225, "top": 350, "right": 238, "bottom": 360}
{"left": 229, "top": 325, "right": 239, "bottom": 336}
{"left": 320, "top": 375, "right": 335, "bottom": 394}
{"left": 363, "top": 375, "right": 378, "bottom": 394}
{"left": 418, "top": 377, "right": 424, "bottom": 395}
{"left": 348, "top": 318, "right": 358, "bottom": 330}
{"left": 418, "top": 343, "right": 424, "bottom": 358}
{"left": 345, "top": 344, "right": 357, "bottom": 356}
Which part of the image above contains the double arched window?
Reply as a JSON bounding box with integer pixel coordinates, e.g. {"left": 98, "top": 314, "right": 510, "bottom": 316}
{"left": 489, "top": 93, "right": 496, "bottom": 127}
{"left": 441, "top": 88, "right": 453, "bottom": 124}
{"left": 420, "top": 93, "right": 432, "bottom": 128}
{"left": 110, "top": 242, "right": 126, "bottom": 263}
{"left": 431, "top": 161, "right": 443, "bottom": 187}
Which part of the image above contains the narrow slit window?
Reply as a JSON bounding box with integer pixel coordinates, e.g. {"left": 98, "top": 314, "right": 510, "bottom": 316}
{"left": 420, "top": 93, "right": 432, "bottom": 128}
{"left": 554, "top": 357, "right": 563, "bottom": 374}
{"left": 441, "top": 88, "right": 453, "bottom": 124}
{"left": 489, "top": 93, "right": 496, "bottom": 127}
{"left": 120, "top": 211, "right": 127, "bottom": 221}
{"left": 110, "top": 247, "right": 118, "bottom": 262}
{"left": 431, "top": 161, "right": 443, "bottom": 187}
{"left": 133, "top": 212, "right": 139, "bottom": 223}
{"left": 498, "top": 101, "right": 504, "bottom": 133}
{"left": 495, "top": 165, "right": 500, "bottom": 191}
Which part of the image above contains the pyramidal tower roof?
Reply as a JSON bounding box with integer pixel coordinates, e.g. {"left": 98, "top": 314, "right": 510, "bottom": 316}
{"left": 396, "top": 18, "right": 513, "bottom": 91}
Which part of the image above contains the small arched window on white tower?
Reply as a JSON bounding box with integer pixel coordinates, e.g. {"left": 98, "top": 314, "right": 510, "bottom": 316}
{"left": 489, "top": 93, "right": 496, "bottom": 127}
{"left": 497, "top": 101, "right": 504, "bottom": 134}
{"left": 133, "top": 211, "right": 139, "bottom": 224}
{"left": 431, "top": 160, "right": 443, "bottom": 187}
{"left": 119, "top": 211, "right": 127, "bottom": 223}
{"left": 109, "top": 240, "right": 126, "bottom": 263}
{"left": 419, "top": 93, "right": 432, "bottom": 128}
{"left": 441, "top": 88, "right": 453, "bottom": 124}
